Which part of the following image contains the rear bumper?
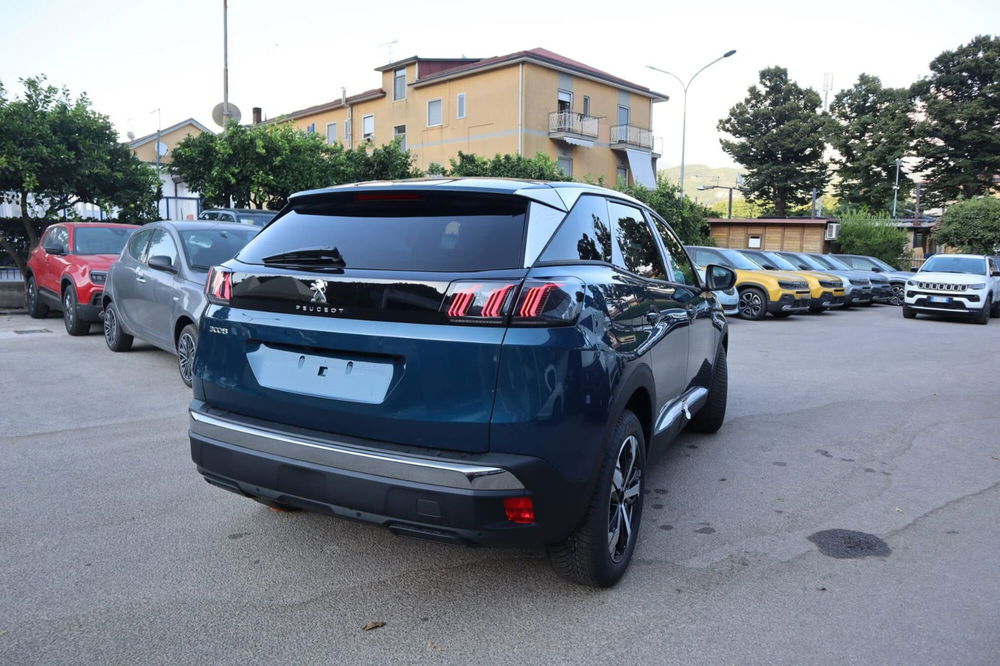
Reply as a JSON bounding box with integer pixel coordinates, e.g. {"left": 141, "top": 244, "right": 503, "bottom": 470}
{"left": 189, "top": 401, "right": 588, "bottom": 546}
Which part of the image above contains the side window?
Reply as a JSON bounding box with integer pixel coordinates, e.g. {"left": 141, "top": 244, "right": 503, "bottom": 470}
{"left": 610, "top": 202, "right": 667, "bottom": 280}
{"left": 537, "top": 195, "right": 613, "bottom": 264}
{"left": 145, "top": 229, "right": 178, "bottom": 267}
{"left": 40, "top": 227, "right": 58, "bottom": 249}
{"left": 650, "top": 216, "right": 697, "bottom": 286}
{"left": 200, "top": 212, "right": 218, "bottom": 221}
{"left": 220, "top": 213, "right": 235, "bottom": 223}
{"left": 51, "top": 227, "right": 70, "bottom": 252}
{"left": 127, "top": 229, "right": 152, "bottom": 261}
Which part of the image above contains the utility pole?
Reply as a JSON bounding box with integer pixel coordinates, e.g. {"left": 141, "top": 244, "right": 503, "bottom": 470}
{"left": 223, "top": 0, "right": 230, "bottom": 122}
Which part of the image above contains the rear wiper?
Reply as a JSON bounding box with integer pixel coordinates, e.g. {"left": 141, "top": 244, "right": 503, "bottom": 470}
{"left": 262, "top": 246, "right": 345, "bottom": 269}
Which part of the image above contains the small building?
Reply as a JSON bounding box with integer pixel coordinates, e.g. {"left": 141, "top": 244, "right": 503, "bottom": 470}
{"left": 129, "top": 118, "right": 212, "bottom": 221}
{"left": 260, "top": 48, "right": 668, "bottom": 187}
{"left": 709, "top": 217, "right": 839, "bottom": 253}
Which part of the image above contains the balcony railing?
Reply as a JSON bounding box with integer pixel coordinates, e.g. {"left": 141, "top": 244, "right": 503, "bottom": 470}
{"left": 611, "top": 124, "right": 654, "bottom": 150}
{"left": 549, "top": 112, "right": 599, "bottom": 139}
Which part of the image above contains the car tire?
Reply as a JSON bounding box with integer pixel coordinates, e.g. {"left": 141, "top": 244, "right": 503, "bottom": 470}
{"left": 103, "top": 301, "right": 133, "bottom": 352}
{"left": 548, "top": 409, "right": 645, "bottom": 588}
{"left": 688, "top": 346, "right": 728, "bottom": 434}
{"left": 902, "top": 306, "right": 917, "bottom": 319}
{"left": 990, "top": 296, "right": 1000, "bottom": 319}
{"left": 177, "top": 323, "right": 198, "bottom": 387}
{"left": 62, "top": 286, "right": 90, "bottom": 336}
{"left": 975, "top": 297, "right": 990, "bottom": 325}
{"left": 26, "top": 277, "right": 49, "bottom": 318}
{"left": 737, "top": 287, "right": 767, "bottom": 321}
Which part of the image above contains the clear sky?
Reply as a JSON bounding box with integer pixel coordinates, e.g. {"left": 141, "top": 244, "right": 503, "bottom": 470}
{"left": 2, "top": 0, "right": 997, "bottom": 172}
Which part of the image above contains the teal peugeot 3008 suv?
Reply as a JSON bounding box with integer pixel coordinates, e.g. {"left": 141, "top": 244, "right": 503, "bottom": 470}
{"left": 189, "top": 178, "right": 735, "bottom": 587}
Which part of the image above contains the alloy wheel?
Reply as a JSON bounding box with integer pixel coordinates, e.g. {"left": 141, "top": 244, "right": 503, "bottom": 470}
{"left": 608, "top": 434, "right": 641, "bottom": 563}
{"left": 28, "top": 279, "right": 37, "bottom": 309}
{"left": 739, "top": 291, "right": 763, "bottom": 319}
{"left": 178, "top": 332, "right": 196, "bottom": 384}
{"left": 63, "top": 291, "right": 75, "bottom": 328}
{"left": 104, "top": 307, "right": 117, "bottom": 344}
{"left": 890, "top": 284, "right": 904, "bottom": 306}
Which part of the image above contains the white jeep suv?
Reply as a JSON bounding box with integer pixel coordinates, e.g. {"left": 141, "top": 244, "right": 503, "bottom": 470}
{"left": 903, "top": 254, "right": 1000, "bottom": 325}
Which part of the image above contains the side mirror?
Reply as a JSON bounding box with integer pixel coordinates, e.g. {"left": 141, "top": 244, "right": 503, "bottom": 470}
{"left": 991, "top": 271, "right": 1000, "bottom": 277}
{"left": 872, "top": 267, "right": 883, "bottom": 272}
{"left": 910, "top": 267, "right": 919, "bottom": 272}
{"left": 705, "top": 264, "right": 736, "bottom": 291}
{"left": 148, "top": 255, "right": 177, "bottom": 273}
{"left": 43, "top": 243, "right": 64, "bottom": 255}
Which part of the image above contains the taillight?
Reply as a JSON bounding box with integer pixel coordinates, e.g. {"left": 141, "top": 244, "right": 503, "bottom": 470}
{"left": 503, "top": 497, "right": 535, "bottom": 524}
{"left": 510, "top": 278, "right": 584, "bottom": 326}
{"left": 441, "top": 278, "right": 584, "bottom": 326}
{"left": 206, "top": 267, "right": 233, "bottom": 304}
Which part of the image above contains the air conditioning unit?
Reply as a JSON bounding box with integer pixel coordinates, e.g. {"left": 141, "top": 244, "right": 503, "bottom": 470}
{"left": 824, "top": 223, "right": 840, "bottom": 241}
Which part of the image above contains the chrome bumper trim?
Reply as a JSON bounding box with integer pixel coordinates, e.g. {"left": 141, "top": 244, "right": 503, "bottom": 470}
{"left": 190, "top": 409, "right": 524, "bottom": 491}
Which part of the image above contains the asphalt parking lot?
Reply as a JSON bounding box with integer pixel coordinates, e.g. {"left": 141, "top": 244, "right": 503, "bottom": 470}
{"left": 2, "top": 305, "right": 999, "bottom": 664}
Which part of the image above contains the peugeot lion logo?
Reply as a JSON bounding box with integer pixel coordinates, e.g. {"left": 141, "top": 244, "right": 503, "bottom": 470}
{"left": 309, "top": 280, "right": 328, "bottom": 303}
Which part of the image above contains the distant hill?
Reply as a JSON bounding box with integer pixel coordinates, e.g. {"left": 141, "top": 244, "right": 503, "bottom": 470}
{"left": 659, "top": 164, "right": 746, "bottom": 207}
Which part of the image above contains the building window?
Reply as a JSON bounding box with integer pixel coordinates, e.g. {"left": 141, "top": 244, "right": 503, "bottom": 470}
{"left": 393, "top": 124, "right": 406, "bottom": 152}
{"left": 617, "top": 105, "right": 630, "bottom": 126}
{"left": 583, "top": 95, "right": 591, "bottom": 117}
{"left": 557, "top": 157, "right": 572, "bottom": 178}
{"left": 427, "top": 99, "right": 442, "bottom": 127}
{"left": 393, "top": 68, "right": 406, "bottom": 101}
{"left": 306, "top": 123, "right": 316, "bottom": 134}
{"left": 326, "top": 123, "right": 338, "bottom": 145}
{"left": 557, "top": 89, "right": 573, "bottom": 114}
{"left": 616, "top": 166, "right": 628, "bottom": 185}
{"left": 748, "top": 235, "right": 762, "bottom": 249}
{"left": 345, "top": 120, "right": 352, "bottom": 145}
{"left": 362, "top": 114, "right": 374, "bottom": 142}
{"left": 456, "top": 93, "right": 466, "bottom": 119}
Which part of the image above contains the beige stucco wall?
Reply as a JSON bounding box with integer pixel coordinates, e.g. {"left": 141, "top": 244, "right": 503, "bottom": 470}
{"left": 132, "top": 124, "right": 205, "bottom": 164}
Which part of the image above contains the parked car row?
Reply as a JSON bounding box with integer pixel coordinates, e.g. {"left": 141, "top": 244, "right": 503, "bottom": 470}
{"left": 684, "top": 246, "right": 901, "bottom": 321}
{"left": 25, "top": 220, "right": 260, "bottom": 383}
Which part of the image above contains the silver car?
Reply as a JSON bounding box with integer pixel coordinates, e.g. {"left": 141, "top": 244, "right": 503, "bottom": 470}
{"left": 102, "top": 221, "right": 259, "bottom": 385}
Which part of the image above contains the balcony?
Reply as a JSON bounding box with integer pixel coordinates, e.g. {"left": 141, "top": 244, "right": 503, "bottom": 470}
{"left": 610, "top": 124, "right": 655, "bottom": 151}
{"left": 549, "top": 111, "right": 599, "bottom": 147}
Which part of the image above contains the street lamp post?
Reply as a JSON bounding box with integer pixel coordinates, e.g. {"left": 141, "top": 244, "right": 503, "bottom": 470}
{"left": 891, "top": 158, "right": 902, "bottom": 219}
{"left": 647, "top": 50, "right": 736, "bottom": 198}
{"left": 698, "top": 184, "right": 746, "bottom": 219}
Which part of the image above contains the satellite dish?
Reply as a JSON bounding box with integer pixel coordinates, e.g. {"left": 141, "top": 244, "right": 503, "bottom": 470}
{"left": 212, "top": 102, "right": 242, "bottom": 128}
{"left": 156, "top": 141, "right": 169, "bottom": 157}
{"left": 127, "top": 130, "right": 136, "bottom": 141}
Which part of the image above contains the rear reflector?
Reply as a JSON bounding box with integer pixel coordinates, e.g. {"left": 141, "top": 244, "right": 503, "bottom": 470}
{"left": 504, "top": 497, "right": 535, "bottom": 524}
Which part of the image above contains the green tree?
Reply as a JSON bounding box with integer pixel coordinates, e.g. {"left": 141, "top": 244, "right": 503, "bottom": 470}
{"left": 836, "top": 211, "right": 910, "bottom": 268}
{"left": 912, "top": 35, "right": 1000, "bottom": 206}
{"left": 828, "top": 74, "right": 914, "bottom": 212}
{"left": 171, "top": 125, "right": 420, "bottom": 210}
{"left": 617, "top": 177, "right": 712, "bottom": 244}
{"left": 717, "top": 66, "right": 830, "bottom": 216}
{"left": 934, "top": 198, "right": 1000, "bottom": 254}
{"left": 0, "top": 76, "right": 159, "bottom": 275}
{"left": 446, "top": 152, "right": 569, "bottom": 180}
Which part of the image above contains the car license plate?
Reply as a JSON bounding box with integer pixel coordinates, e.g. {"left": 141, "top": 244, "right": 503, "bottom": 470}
{"left": 928, "top": 296, "right": 951, "bottom": 304}
{"left": 246, "top": 344, "right": 395, "bottom": 403}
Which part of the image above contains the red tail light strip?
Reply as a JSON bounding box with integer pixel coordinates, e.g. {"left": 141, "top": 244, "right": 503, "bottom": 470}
{"left": 481, "top": 284, "right": 515, "bottom": 318}
{"left": 447, "top": 291, "right": 475, "bottom": 317}
{"left": 519, "top": 283, "right": 558, "bottom": 318}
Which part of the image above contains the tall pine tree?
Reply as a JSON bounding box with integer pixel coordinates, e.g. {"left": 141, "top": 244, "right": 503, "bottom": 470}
{"left": 828, "top": 74, "right": 914, "bottom": 213}
{"left": 717, "top": 67, "right": 829, "bottom": 217}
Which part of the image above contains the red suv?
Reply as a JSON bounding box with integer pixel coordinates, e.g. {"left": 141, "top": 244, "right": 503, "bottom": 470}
{"left": 26, "top": 223, "right": 139, "bottom": 335}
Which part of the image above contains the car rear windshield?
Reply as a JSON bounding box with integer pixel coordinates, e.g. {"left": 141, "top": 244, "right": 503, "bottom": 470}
{"left": 237, "top": 192, "right": 528, "bottom": 272}
{"left": 73, "top": 227, "right": 135, "bottom": 255}
{"left": 920, "top": 256, "right": 986, "bottom": 275}
{"left": 181, "top": 229, "right": 259, "bottom": 270}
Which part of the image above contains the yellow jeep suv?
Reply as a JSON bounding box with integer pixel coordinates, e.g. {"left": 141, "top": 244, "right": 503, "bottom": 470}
{"left": 739, "top": 249, "right": 847, "bottom": 313}
{"left": 686, "top": 245, "right": 811, "bottom": 320}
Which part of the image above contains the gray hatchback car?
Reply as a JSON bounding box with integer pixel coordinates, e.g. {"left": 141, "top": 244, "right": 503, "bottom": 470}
{"left": 102, "top": 221, "right": 258, "bottom": 385}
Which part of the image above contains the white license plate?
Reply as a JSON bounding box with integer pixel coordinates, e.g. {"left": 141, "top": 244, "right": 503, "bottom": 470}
{"left": 928, "top": 296, "right": 951, "bottom": 304}
{"left": 246, "top": 345, "right": 394, "bottom": 404}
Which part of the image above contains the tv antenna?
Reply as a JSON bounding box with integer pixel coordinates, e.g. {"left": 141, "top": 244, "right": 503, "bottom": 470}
{"left": 379, "top": 40, "right": 399, "bottom": 63}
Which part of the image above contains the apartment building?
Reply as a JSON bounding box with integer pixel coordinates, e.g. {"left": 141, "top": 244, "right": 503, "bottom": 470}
{"left": 266, "top": 48, "right": 668, "bottom": 187}
{"left": 129, "top": 118, "right": 211, "bottom": 220}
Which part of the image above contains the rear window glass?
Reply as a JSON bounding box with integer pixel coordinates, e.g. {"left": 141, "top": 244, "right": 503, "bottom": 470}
{"left": 537, "top": 195, "right": 613, "bottom": 263}
{"left": 181, "top": 229, "right": 259, "bottom": 270}
{"left": 610, "top": 202, "right": 666, "bottom": 280}
{"left": 238, "top": 192, "right": 527, "bottom": 272}
{"left": 73, "top": 227, "right": 135, "bottom": 255}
